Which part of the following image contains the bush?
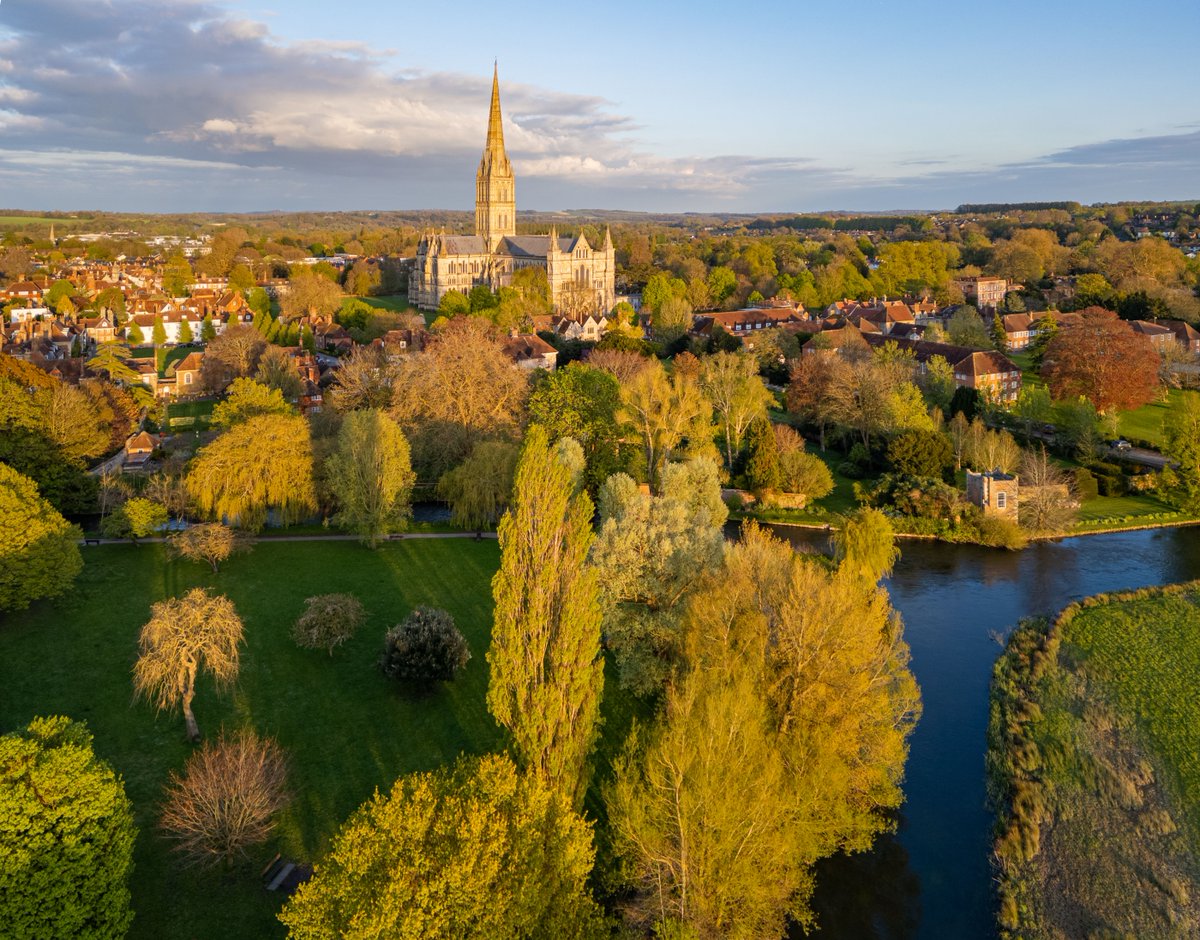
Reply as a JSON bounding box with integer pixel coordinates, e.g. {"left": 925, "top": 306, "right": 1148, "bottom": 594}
{"left": 887, "top": 429, "right": 953, "bottom": 479}
{"left": 380, "top": 607, "right": 471, "bottom": 684}
{"left": 102, "top": 497, "right": 168, "bottom": 542}
{"left": 1096, "top": 474, "right": 1126, "bottom": 497}
{"left": 975, "top": 514, "right": 1028, "bottom": 550}
{"left": 1074, "top": 468, "right": 1099, "bottom": 501}
{"left": 292, "top": 594, "right": 366, "bottom": 655}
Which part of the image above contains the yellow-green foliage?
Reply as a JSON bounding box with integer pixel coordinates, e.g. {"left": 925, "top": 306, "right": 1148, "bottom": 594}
{"left": 0, "top": 716, "right": 136, "bottom": 938}
{"left": 185, "top": 413, "right": 316, "bottom": 532}
{"left": 278, "top": 753, "right": 605, "bottom": 939}
{"left": 0, "top": 461, "right": 82, "bottom": 611}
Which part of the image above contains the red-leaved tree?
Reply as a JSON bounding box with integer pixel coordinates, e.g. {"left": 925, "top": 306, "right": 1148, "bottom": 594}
{"left": 1041, "top": 306, "right": 1159, "bottom": 411}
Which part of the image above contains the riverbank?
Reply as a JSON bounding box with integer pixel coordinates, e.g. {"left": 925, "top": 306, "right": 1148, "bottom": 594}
{"left": 988, "top": 583, "right": 1200, "bottom": 938}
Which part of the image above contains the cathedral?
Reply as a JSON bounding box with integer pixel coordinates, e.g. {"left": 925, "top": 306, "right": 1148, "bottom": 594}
{"left": 411, "top": 67, "right": 616, "bottom": 316}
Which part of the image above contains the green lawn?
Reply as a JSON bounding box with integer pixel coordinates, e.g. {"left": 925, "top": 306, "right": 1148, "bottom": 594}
{"left": 990, "top": 586, "right": 1200, "bottom": 935}
{"left": 0, "top": 539, "right": 505, "bottom": 938}
{"left": 357, "top": 294, "right": 418, "bottom": 313}
{"left": 1116, "top": 388, "right": 1186, "bottom": 448}
{"left": 1073, "top": 491, "right": 1186, "bottom": 530}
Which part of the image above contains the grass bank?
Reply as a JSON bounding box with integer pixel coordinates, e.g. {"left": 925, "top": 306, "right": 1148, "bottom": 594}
{"left": 988, "top": 583, "right": 1200, "bottom": 937}
{"left": 0, "top": 539, "right": 504, "bottom": 938}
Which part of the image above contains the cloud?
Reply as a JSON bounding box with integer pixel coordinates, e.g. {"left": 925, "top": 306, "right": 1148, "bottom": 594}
{"left": 0, "top": 0, "right": 1193, "bottom": 211}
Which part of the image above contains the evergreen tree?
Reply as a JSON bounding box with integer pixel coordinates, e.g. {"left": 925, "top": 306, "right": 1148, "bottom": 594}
{"left": 177, "top": 317, "right": 194, "bottom": 344}
{"left": 152, "top": 315, "right": 167, "bottom": 346}
{"left": 487, "top": 425, "right": 604, "bottom": 808}
{"left": 127, "top": 320, "right": 145, "bottom": 344}
{"left": 0, "top": 717, "right": 136, "bottom": 938}
{"left": 301, "top": 324, "right": 315, "bottom": 353}
{"left": 1028, "top": 313, "right": 1058, "bottom": 368}
{"left": 743, "top": 416, "right": 782, "bottom": 492}
{"left": 990, "top": 313, "right": 1008, "bottom": 351}
{"left": 200, "top": 313, "right": 217, "bottom": 342}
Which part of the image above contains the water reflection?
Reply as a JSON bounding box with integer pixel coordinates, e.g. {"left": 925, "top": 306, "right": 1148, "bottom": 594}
{"left": 765, "top": 523, "right": 1200, "bottom": 939}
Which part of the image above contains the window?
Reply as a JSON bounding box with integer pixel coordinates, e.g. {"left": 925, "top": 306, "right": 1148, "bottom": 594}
{"left": 996, "top": 492, "right": 1006, "bottom": 510}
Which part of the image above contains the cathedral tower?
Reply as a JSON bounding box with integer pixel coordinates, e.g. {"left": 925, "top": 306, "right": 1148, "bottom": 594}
{"left": 475, "top": 65, "right": 516, "bottom": 252}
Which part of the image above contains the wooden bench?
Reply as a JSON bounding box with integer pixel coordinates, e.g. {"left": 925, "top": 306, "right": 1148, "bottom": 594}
{"left": 84, "top": 538, "right": 101, "bottom": 547}
{"left": 261, "top": 854, "right": 313, "bottom": 894}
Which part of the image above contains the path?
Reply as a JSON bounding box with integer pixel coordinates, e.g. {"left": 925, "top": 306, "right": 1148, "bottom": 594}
{"left": 79, "top": 531, "right": 497, "bottom": 546}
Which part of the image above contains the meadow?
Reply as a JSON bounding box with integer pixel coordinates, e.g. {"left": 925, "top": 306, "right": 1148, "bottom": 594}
{"left": 0, "top": 539, "right": 506, "bottom": 938}
{"left": 989, "top": 585, "right": 1200, "bottom": 936}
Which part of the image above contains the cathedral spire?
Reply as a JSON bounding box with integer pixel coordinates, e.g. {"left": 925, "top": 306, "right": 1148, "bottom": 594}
{"left": 484, "top": 62, "right": 506, "bottom": 166}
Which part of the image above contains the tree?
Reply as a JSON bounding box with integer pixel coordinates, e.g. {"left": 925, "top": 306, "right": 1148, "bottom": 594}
{"left": 170, "top": 522, "right": 242, "bottom": 573}
{"left": 133, "top": 588, "right": 244, "bottom": 742}
{"left": 162, "top": 254, "right": 193, "bottom": 297}
{"left": 1028, "top": 313, "right": 1058, "bottom": 369}
{"left": 887, "top": 429, "right": 953, "bottom": 479}
{"left": 391, "top": 317, "right": 529, "bottom": 479}
{"left": 437, "top": 289, "right": 471, "bottom": 317}
{"left": 607, "top": 524, "right": 919, "bottom": 936}
{"left": 774, "top": 424, "right": 834, "bottom": 502}
{"left": 832, "top": 507, "right": 899, "bottom": 583}
{"left": 326, "top": 409, "right": 415, "bottom": 545}
{"left": 1041, "top": 307, "right": 1160, "bottom": 411}
{"left": 1017, "top": 446, "right": 1078, "bottom": 534}
{"left": 1162, "top": 391, "right": 1200, "bottom": 512}
{"left": 152, "top": 314, "right": 167, "bottom": 347}
{"left": 280, "top": 270, "right": 345, "bottom": 321}
{"left": 0, "top": 462, "right": 83, "bottom": 611}
{"left": 1013, "top": 384, "right": 1054, "bottom": 438}
{"left": 200, "top": 313, "right": 217, "bottom": 342}
{"left": 0, "top": 717, "right": 135, "bottom": 938}
{"left": 787, "top": 352, "right": 853, "bottom": 451}
{"left": 45, "top": 381, "right": 109, "bottom": 461}
{"left": 590, "top": 459, "right": 727, "bottom": 693}
{"left": 127, "top": 320, "right": 145, "bottom": 344}
{"left": 101, "top": 496, "right": 168, "bottom": 542}
{"left": 160, "top": 730, "right": 289, "bottom": 868}
{"left": 255, "top": 345, "right": 305, "bottom": 401}
{"left": 178, "top": 317, "right": 194, "bottom": 345}
{"left": 185, "top": 413, "right": 316, "bottom": 532}
{"left": 436, "top": 440, "right": 519, "bottom": 534}
{"left": 963, "top": 418, "right": 1022, "bottom": 473}
{"left": 201, "top": 324, "right": 266, "bottom": 393}
{"left": 743, "top": 415, "right": 782, "bottom": 492}
{"left": 328, "top": 345, "right": 397, "bottom": 412}
{"left": 946, "top": 306, "right": 990, "bottom": 348}
{"left": 380, "top": 606, "right": 471, "bottom": 685}
{"left": 488, "top": 426, "right": 603, "bottom": 808}
{"left": 277, "top": 754, "right": 603, "bottom": 938}
{"left": 292, "top": 593, "right": 366, "bottom": 656}
{"left": 228, "top": 263, "right": 255, "bottom": 293}
{"left": 528, "top": 363, "right": 624, "bottom": 490}
{"left": 619, "top": 359, "right": 711, "bottom": 492}
{"left": 699, "top": 350, "right": 772, "bottom": 468}
{"left": 990, "top": 313, "right": 1008, "bottom": 351}
{"left": 652, "top": 295, "right": 693, "bottom": 344}
{"left": 211, "top": 377, "right": 293, "bottom": 429}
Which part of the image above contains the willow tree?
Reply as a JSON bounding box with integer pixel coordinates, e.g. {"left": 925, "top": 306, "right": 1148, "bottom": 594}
{"left": 487, "top": 426, "right": 603, "bottom": 808}
{"left": 699, "top": 350, "right": 772, "bottom": 468}
{"left": 618, "top": 360, "right": 712, "bottom": 492}
{"left": 326, "top": 409, "right": 415, "bottom": 546}
{"left": 186, "top": 412, "right": 316, "bottom": 532}
{"left": 133, "top": 588, "right": 244, "bottom": 742}
{"left": 436, "top": 440, "right": 519, "bottom": 535}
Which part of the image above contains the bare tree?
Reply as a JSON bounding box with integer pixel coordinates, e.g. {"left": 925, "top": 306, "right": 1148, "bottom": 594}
{"left": 1018, "top": 446, "right": 1079, "bottom": 534}
{"left": 328, "top": 345, "right": 398, "bottom": 412}
{"left": 133, "top": 589, "right": 244, "bottom": 742}
{"left": 202, "top": 325, "right": 266, "bottom": 393}
{"left": 170, "top": 523, "right": 244, "bottom": 573}
{"left": 587, "top": 348, "right": 654, "bottom": 385}
{"left": 160, "top": 730, "right": 289, "bottom": 868}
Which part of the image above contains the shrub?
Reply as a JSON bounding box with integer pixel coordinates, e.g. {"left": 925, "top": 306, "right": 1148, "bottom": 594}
{"left": 975, "top": 514, "right": 1028, "bottom": 550}
{"left": 1096, "top": 474, "right": 1126, "bottom": 497}
{"left": 380, "top": 607, "right": 471, "bottom": 685}
{"left": 102, "top": 497, "right": 168, "bottom": 542}
{"left": 292, "top": 594, "right": 366, "bottom": 655}
{"left": 887, "top": 429, "right": 953, "bottom": 479}
{"left": 1074, "top": 468, "right": 1099, "bottom": 502}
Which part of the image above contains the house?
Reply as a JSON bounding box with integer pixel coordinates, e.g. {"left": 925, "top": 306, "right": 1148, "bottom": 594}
{"left": 2, "top": 280, "right": 43, "bottom": 303}
{"left": 1128, "top": 320, "right": 1177, "bottom": 351}
{"left": 859, "top": 334, "right": 1023, "bottom": 402}
{"left": 692, "top": 306, "right": 809, "bottom": 343}
{"left": 372, "top": 328, "right": 428, "bottom": 361}
{"left": 501, "top": 332, "right": 558, "bottom": 371}
{"left": 999, "top": 313, "right": 1036, "bottom": 350}
{"left": 802, "top": 321, "right": 871, "bottom": 357}
{"left": 966, "top": 470, "right": 1018, "bottom": 520}
{"left": 80, "top": 313, "right": 119, "bottom": 345}
{"left": 123, "top": 431, "right": 156, "bottom": 470}
{"left": 1160, "top": 319, "right": 1200, "bottom": 354}
{"left": 7, "top": 305, "right": 48, "bottom": 324}
{"left": 959, "top": 276, "right": 1008, "bottom": 310}
{"left": 173, "top": 351, "right": 204, "bottom": 395}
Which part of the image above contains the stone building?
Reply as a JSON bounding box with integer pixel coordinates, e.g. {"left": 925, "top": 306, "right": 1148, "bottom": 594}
{"left": 966, "top": 470, "right": 1018, "bottom": 520}
{"left": 411, "top": 67, "right": 616, "bottom": 316}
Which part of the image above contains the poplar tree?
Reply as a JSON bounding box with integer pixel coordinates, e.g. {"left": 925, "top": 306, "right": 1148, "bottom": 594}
{"left": 487, "top": 426, "right": 604, "bottom": 808}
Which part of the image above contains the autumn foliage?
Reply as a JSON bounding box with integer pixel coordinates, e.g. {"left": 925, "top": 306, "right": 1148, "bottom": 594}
{"left": 1040, "top": 307, "right": 1159, "bottom": 411}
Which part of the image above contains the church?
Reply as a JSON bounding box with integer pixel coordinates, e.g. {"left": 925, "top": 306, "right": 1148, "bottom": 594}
{"left": 411, "top": 67, "right": 616, "bottom": 316}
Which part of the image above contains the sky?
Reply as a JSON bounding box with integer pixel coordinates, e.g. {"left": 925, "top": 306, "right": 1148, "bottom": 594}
{"left": 0, "top": 0, "right": 1197, "bottom": 213}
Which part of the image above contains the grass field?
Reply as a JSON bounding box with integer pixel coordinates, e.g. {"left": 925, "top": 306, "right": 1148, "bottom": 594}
{"left": 0, "top": 539, "right": 505, "bottom": 938}
{"left": 989, "top": 585, "right": 1200, "bottom": 936}
{"left": 357, "top": 294, "right": 418, "bottom": 313}
{"left": 1116, "top": 388, "right": 1185, "bottom": 447}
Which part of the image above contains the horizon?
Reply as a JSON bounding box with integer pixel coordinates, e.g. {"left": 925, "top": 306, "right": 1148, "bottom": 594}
{"left": 1, "top": 0, "right": 1198, "bottom": 213}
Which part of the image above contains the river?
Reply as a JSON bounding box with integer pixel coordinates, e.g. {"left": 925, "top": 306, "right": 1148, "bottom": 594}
{"left": 767, "top": 524, "right": 1200, "bottom": 939}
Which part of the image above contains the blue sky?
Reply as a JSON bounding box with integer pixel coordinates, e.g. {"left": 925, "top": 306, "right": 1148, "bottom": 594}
{"left": 0, "top": 0, "right": 1197, "bottom": 212}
